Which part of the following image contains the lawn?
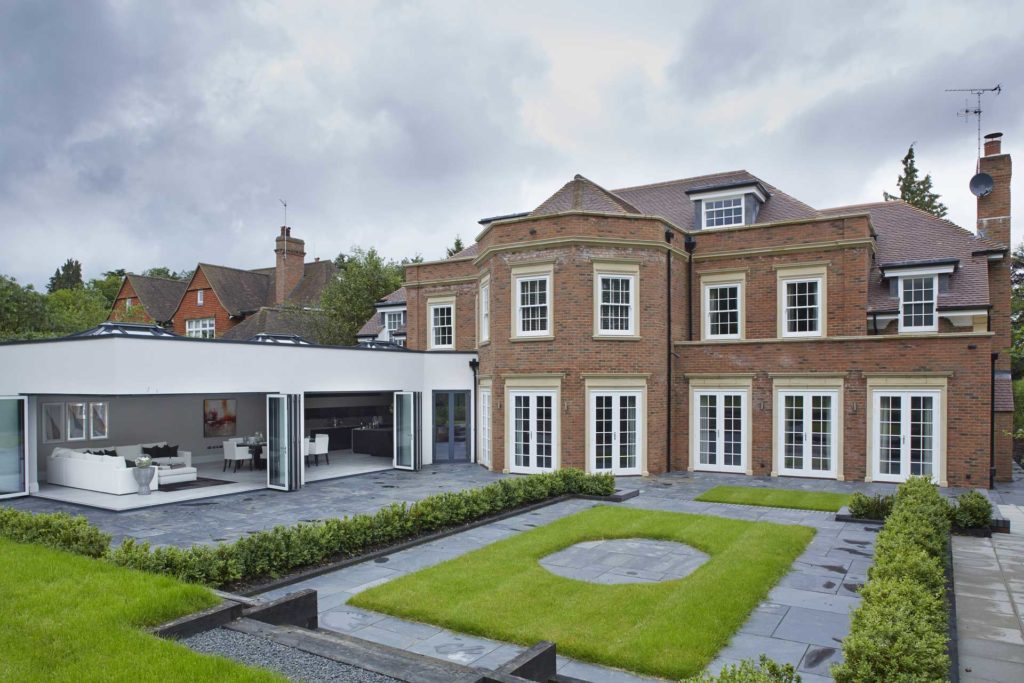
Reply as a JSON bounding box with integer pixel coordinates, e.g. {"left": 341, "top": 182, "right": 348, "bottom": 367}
{"left": 0, "top": 538, "right": 283, "bottom": 683}
{"left": 695, "top": 485, "right": 852, "bottom": 512}
{"left": 350, "top": 505, "right": 814, "bottom": 679}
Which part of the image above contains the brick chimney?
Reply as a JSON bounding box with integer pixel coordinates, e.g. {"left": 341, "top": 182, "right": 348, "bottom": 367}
{"left": 978, "top": 133, "right": 1012, "bottom": 378}
{"left": 274, "top": 226, "right": 306, "bottom": 304}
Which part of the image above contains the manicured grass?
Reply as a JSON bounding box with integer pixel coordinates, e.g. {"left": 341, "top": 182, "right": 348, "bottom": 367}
{"left": 695, "top": 485, "right": 852, "bottom": 512}
{"left": 350, "top": 506, "right": 814, "bottom": 679}
{"left": 0, "top": 539, "right": 283, "bottom": 683}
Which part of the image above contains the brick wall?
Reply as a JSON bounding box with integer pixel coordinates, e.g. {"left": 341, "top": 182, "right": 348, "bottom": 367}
{"left": 108, "top": 279, "right": 155, "bottom": 324}
{"left": 171, "top": 268, "right": 238, "bottom": 337}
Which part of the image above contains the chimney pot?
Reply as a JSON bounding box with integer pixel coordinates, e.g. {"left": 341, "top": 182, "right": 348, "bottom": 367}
{"left": 984, "top": 132, "right": 1003, "bottom": 156}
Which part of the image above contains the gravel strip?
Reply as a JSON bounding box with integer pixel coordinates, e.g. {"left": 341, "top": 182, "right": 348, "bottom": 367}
{"left": 183, "top": 627, "right": 399, "bottom": 683}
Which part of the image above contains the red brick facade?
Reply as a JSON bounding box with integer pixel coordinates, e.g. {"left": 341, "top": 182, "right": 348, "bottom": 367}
{"left": 109, "top": 279, "right": 154, "bottom": 324}
{"left": 171, "top": 268, "right": 238, "bottom": 338}
{"left": 401, "top": 146, "right": 1013, "bottom": 488}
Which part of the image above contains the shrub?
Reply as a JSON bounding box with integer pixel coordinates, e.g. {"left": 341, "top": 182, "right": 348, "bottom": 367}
{"left": 106, "top": 468, "right": 614, "bottom": 587}
{"left": 684, "top": 656, "right": 800, "bottom": 683}
{"left": 847, "top": 492, "right": 893, "bottom": 520}
{"left": 833, "top": 477, "right": 951, "bottom": 683}
{"left": 951, "top": 491, "right": 992, "bottom": 529}
{"left": 0, "top": 507, "right": 111, "bottom": 558}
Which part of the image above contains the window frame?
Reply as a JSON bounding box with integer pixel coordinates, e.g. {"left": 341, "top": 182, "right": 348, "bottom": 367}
{"left": 515, "top": 275, "right": 551, "bottom": 337}
{"left": 125, "top": 297, "right": 133, "bottom": 310}
{"left": 66, "top": 402, "right": 87, "bottom": 442}
{"left": 427, "top": 296, "right": 456, "bottom": 350}
{"left": 383, "top": 310, "right": 405, "bottom": 335}
{"left": 592, "top": 261, "right": 640, "bottom": 338}
{"left": 701, "top": 273, "right": 745, "bottom": 341}
{"left": 510, "top": 263, "right": 554, "bottom": 341}
{"left": 88, "top": 401, "right": 109, "bottom": 440}
{"left": 185, "top": 317, "right": 216, "bottom": 339}
{"left": 702, "top": 194, "right": 745, "bottom": 229}
{"left": 196, "top": 289, "right": 204, "bottom": 306}
{"left": 780, "top": 276, "right": 824, "bottom": 338}
{"left": 479, "top": 387, "right": 491, "bottom": 468}
{"left": 898, "top": 274, "right": 938, "bottom": 333}
{"left": 479, "top": 278, "right": 490, "bottom": 345}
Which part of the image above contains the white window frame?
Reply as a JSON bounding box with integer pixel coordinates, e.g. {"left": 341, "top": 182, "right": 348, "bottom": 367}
{"left": 66, "top": 402, "right": 87, "bottom": 442}
{"left": 508, "top": 389, "right": 557, "bottom": 474}
{"left": 588, "top": 389, "right": 643, "bottom": 475}
{"left": 479, "top": 279, "right": 490, "bottom": 345}
{"left": 781, "top": 277, "right": 823, "bottom": 338}
{"left": 898, "top": 275, "right": 938, "bottom": 333}
{"left": 427, "top": 297, "right": 455, "bottom": 350}
{"left": 41, "top": 403, "right": 65, "bottom": 444}
{"left": 776, "top": 390, "right": 838, "bottom": 478}
{"left": 125, "top": 297, "right": 133, "bottom": 310}
{"left": 479, "top": 389, "right": 491, "bottom": 468}
{"left": 702, "top": 274, "right": 745, "bottom": 340}
{"left": 383, "top": 310, "right": 405, "bottom": 339}
{"left": 691, "top": 388, "right": 748, "bottom": 474}
{"left": 593, "top": 262, "right": 639, "bottom": 338}
{"left": 186, "top": 318, "right": 216, "bottom": 339}
{"left": 196, "top": 289, "right": 204, "bottom": 306}
{"left": 870, "top": 389, "right": 942, "bottom": 484}
{"left": 515, "top": 275, "right": 551, "bottom": 337}
{"left": 88, "top": 402, "right": 109, "bottom": 441}
{"left": 702, "top": 194, "right": 745, "bottom": 229}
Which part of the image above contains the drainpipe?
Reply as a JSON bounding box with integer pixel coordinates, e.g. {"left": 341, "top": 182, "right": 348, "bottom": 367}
{"left": 469, "top": 358, "right": 479, "bottom": 465}
{"left": 990, "top": 352, "right": 998, "bottom": 489}
{"left": 684, "top": 235, "right": 697, "bottom": 340}
{"left": 665, "top": 231, "right": 674, "bottom": 473}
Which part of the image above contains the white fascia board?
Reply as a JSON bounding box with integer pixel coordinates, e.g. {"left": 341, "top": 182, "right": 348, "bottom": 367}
{"left": 880, "top": 264, "right": 956, "bottom": 278}
{"left": 688, "top": 185, "right": 767, "bottom": 203}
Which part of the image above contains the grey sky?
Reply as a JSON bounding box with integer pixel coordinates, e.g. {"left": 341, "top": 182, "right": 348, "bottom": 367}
{"left": 1, "top": 0, "right": 1021, "bottom": 288}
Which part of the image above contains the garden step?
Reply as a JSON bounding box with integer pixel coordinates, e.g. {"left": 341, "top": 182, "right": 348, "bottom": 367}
{"left": 226, "top": 617, "right": 522, "bottom": 683}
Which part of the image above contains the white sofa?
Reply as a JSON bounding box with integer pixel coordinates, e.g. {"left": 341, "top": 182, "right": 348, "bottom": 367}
{"left": 48, "top": 447, "right": 157, "bottom": 495}
{"left": 47, "top": 442, "right": 193, "bottom": 495}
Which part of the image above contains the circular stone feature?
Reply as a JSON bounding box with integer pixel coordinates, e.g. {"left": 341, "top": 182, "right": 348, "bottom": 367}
{"left": 540, "top": 538, "right": 709, "bottom": 584}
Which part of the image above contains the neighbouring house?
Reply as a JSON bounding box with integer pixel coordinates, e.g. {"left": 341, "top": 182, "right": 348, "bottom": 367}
{"left": 108, "top": 227, "right": 336, "bottom": 340}
{"left": 356, "top": 287, "right": 408, "bottom": 346}
{"left": 367, "top": 131, "right": 1012, "bottom": 488}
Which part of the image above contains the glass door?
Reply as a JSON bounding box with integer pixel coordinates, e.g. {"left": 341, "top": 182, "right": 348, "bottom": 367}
{"left": 0, "top": 397, "right": 27, "bottom": 499}
{"left": 509, "top": 390, "right": 556, "bottom": 474}
{"left": 693, "top": 390, "right": 746, "bottom": 473}
{"left": 432, "top": 391, "right": 470, "bottom": 463}
{"left": 778, "top": 391, "right": 838, "bottom": 479}
{"left": 591, "top": 391, "right": 642, "bottom": 475}
{"left": 267, "top": 394, "right": 290, "bottom": 490}
{"left": 394, "top": 391, "right": 421, "bottom": 471}
{"left": 872, "top": 391, "right": 939, "bottom": 483}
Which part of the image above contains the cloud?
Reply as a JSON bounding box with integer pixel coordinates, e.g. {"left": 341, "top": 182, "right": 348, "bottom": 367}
{"left": 0, "top": 0, "right": 1021, "bottom": 287}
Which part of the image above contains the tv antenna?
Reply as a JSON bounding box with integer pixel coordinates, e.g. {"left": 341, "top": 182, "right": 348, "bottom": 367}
{"left": 279, "top": 198, "right": 288, "bottom": 227}
{"left": 945, "top": 84, "right": 1001, "bottom": 168}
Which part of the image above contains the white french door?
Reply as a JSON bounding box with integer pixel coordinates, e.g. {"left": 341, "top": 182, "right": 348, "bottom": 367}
{"left": 393, "top": 391, "right": 420, "bottom": 471}
{"left": 479, "top": 390, "right": 492, "bottom": 468}
{"left": 509, "top": 390, "right": 556, "bottom": 474}
{"left": 590, "top": 391, "right": 642, "bottom": 476}
{"left": 778, "top": 391, "right": 838, "bottom": 479}
{"left": 872, "top": 390, "right": 940, "bottom": 483}
{"left": 0, "top": 397, "right": 28, "bottom": 499}
{"left": 692, "top": 390, "right": 747, "bottom": 473}
{"left": 266, "top": 394, "right": 291, "bottom": 491}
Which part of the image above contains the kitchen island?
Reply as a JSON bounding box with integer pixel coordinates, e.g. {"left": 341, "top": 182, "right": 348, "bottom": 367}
{"left": 351, "top": 426, "right": 393, "bottom": 458}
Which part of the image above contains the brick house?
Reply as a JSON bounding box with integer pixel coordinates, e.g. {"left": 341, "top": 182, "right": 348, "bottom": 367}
{"left": 369, "top": 133, "right": 1013, "bottom": 488}
{"left": 108, "top": 227, "right": 335, "bottom": 340}
{"left": 356, "top": 287, "right": 408, "bottom": 346}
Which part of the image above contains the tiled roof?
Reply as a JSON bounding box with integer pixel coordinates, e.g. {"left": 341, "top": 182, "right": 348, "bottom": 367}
{"left": 219, "top": 307, "right": 316, "bottom": 341}
{"left": 531, "top": 175, "right": 641, "bottom": 217}
{"left": 380, "top": 286, "right": 407, "bottom": 305}
{"left": 357, "top": 287, "right": 407, "bottom": 338}
{"left": 125, "top": 274, "right": 187, "bottom": 322}
{"left": 198, "top": 260, "right": 337, "bottom": 317}
{"left": 613, "top": 170, "right": 820, "bottom": 228}
{"left": 819, "top": 201, "right": 998, "bottom": 312}
{"left": 995, "top": 372, "right": 1015, "bottom": 412}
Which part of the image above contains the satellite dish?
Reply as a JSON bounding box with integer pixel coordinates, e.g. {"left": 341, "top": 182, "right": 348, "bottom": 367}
{"left": 970, "top": 172, "right": 994, "bottom": 198}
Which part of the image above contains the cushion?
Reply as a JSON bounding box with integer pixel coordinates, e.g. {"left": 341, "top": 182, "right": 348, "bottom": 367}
{"left": 84, "top": 452, "right": 105, "bottom": 463}
{"left": 142, "top": 445, "right": 160, "bottom": 458}
{"left": 124, "top": 458, "right": 136, "bottom": 468}
{"left": 116, "top": 444, "right": 142, "bottom": 460}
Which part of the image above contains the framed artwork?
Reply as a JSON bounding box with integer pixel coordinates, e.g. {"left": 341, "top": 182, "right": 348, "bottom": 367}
{"left": 89, "top": 402, "right": 109, "bottom": 440}
{"left": 67, "top": 403, "right": 87, "bottom": 441}
{"left": 203, "top": 399, "right": 237, "bottom": 438}
{"left": 42, "top": 403, "right": 65, "bottom": 443}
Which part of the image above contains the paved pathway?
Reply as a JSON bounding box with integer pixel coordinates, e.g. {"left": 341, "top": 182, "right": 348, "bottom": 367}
{"left": 954, "top": 504, "right": 1024, "bottom": 683}
{"left": 258, "top": 490, "right": 880, "bottom": 682}
{"left": 540, "top": 538, "right": 709, "bottom": 584}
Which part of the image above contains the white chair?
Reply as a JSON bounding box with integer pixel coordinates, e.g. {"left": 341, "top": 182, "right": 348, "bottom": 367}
{"left": 222, "top": 441, "right": 253, "bottom": 473}
{"left": 311, "top": 433, "right": 330, "bottom": 466}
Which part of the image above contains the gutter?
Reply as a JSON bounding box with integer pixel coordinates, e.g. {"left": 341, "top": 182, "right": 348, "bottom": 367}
{"left": 991, "top": 353, "right": 998, "bottom": 488}
{"left": 665, "top": 230, "right": 674, "bottom": 473}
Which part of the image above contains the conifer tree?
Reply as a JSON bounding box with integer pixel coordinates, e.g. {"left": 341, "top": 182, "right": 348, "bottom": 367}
{"left": 883, "top": 144, "right": 948, "bottom": 218}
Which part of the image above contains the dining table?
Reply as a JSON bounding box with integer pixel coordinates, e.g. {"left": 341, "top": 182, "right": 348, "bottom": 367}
{"left": 241, "top": 437, "right": 267, "bottom": 470}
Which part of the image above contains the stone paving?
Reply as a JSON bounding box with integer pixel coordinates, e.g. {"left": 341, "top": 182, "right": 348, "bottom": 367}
{"left": 256, "top": 483, "right": 882, "bottom": 682}
{"left": 539, "top": 538, "right": 709, "bottom": 585}
{"left": 954, "top": 503, "right": 1024, "bottom": 683}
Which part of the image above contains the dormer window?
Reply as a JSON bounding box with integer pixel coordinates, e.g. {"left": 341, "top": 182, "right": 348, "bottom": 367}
{"left": 899, "top": 276, "right": 937, "bottom": 332}
{"left": 687, "top": 183, "right": 769, "bottom": 230}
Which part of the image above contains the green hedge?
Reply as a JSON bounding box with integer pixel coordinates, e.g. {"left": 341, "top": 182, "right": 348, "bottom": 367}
{"left": 0, "top": 507, "right": 111, "bottom": 558}
{"left": 1, "top": 469, "right": 615, "bottom": 588}
{"left": 832, "top": 476, "right": 950, "bottom": 682}
{"left": 684, "top": 655, "right": 799, "bottom": 682}
{"left": 848, "top": 487, "right": 993, "bottom": 530}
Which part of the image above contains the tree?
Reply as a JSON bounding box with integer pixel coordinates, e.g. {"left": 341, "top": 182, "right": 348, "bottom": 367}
{"left": 0, "top": 276, "right": 49, "bottom": 341}
{"left": 1011, "top": 242, "right": 1024, "bottom": 378}
{"left": 45, "top": 288, "right": 110, "bottom": 336}
{"left": 47, "top": 258, "right": 84, "bottom": 293}
{"left": 312, "top": 247, "right": 405, "bottom": 345}
{"left": 446, "top": 235, "right": 465, "bottom": 258}
{"left": 143, "top": 266, "right": 193, "bottom": 281}
{"left": 883, "top": 145, "right": 948, "bottom": 218}
{"left": 87, "top": 272, "right": 125, "bottom": 306}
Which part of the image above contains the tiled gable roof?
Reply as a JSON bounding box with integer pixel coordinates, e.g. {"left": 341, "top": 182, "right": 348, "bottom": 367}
{"left": 531, "top": 175, "right": 642, "bottom": 217}
{"left": 219, "top": 307, "right": 316, "bottom": 341}
{"left": 125, "top": 274, "right": 187, "bottom": 322}
{"left": 198, "top": 263, "right": 271, "bottom": 317}
{"left": 819, "top": 201, "right": 999, "bottom": 312}
{"left": 285, "top": 260, "right": 337, "bottom": 307}
{"left": 357, "top": 286, "right": 407, "bottom": 338}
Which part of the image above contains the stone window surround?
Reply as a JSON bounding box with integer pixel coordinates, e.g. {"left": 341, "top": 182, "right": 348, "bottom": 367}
{"left": 510, "top": 262, "right": 555, "bottom": 342}
{"left": 426, "top": 295, "right": 456, "bottom": 350}
{"left": 776, "top": 263, "right": 829, "bottom": 339}
{"left": 700, "top": 270, "right": 747, "bottom": 341}
{"left": 478, "top": 275, "right": 491, "bottom": 346}
{"left": 592, "top": 260, "right": 641, "bottom": 339}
